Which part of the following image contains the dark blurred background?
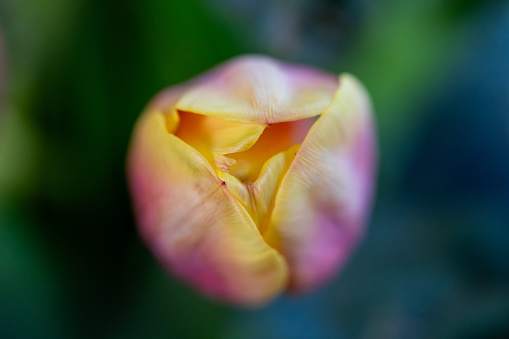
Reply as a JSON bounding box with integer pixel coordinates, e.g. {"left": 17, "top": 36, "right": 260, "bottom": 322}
{"left": 0, "top": 0, "right": 508, "bottom": 338}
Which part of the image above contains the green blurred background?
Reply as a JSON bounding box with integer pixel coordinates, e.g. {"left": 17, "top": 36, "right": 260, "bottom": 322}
{"left": 1, "top": 0, "right": 508, "bottom": 338}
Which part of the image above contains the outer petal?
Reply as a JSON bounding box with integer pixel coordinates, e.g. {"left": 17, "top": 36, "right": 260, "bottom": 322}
{"left": 127, "top": 104, "right": 289, "bottom": 305}
{"left": 175, "top": 55, "right": 339, "bottom": 124}
{"left": 269, "top": 74, "right": 377, "bottom": 291}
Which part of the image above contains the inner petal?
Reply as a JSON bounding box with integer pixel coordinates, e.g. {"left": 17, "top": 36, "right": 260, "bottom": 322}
{"left": 226, "top": 117, "right": 317, "bottom": 182}
{"left": 174, "top": 111, "right": 266, "bottom": 172}
{"left": 173, "top": 110, "right": 316, "bottom": 232}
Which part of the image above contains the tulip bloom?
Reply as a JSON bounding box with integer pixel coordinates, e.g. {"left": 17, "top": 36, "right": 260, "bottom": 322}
{"left": 128, "top": 55, "right": 376, "bottom": 305}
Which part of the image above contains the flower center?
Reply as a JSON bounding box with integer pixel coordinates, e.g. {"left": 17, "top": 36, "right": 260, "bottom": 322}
{"left": 174, "top": 111, "right": 316, "bottom": 233}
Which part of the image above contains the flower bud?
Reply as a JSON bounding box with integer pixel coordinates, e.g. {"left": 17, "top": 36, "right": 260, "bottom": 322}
{"left": 127, "top": 55, "right": 377, "bottom": 305}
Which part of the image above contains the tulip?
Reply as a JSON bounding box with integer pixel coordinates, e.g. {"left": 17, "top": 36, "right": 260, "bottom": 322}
{"left": 127, "top": 55, "right": 376, "bottom": 305}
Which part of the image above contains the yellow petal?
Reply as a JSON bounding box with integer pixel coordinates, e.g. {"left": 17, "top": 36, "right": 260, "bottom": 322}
{"left": 176, "top": 55, "right": 338, "bottom": 124}
{"left": 128, "top": 107, "right": 289, "bottom": 305}
{"left": 218, "top": 144, "right": 299, "bottom": 235}
{"left": 175, "top": 111, "right": 266, "bottom": 172}
{"left": 269, "top": 74, "right": 377, "bottom": 292}
{"left": 225, "top": 118, "right": 315, "bottom": 182}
